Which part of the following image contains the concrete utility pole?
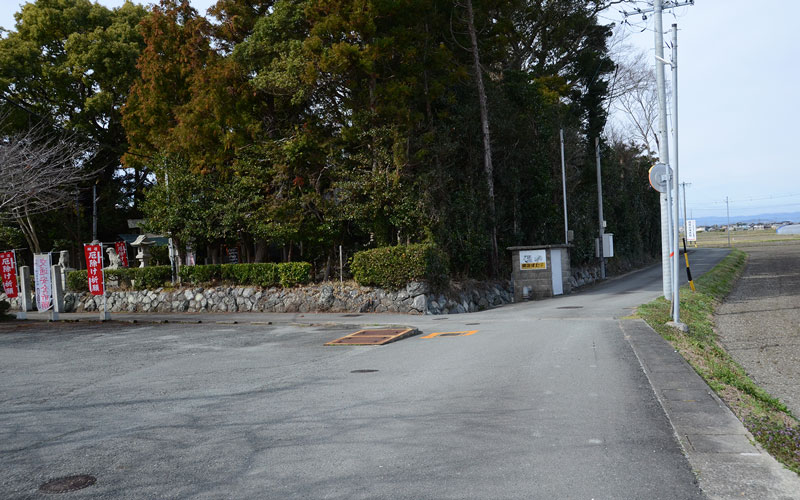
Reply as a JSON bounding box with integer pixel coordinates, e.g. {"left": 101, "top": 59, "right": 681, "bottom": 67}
{"left": 726, "top": 197, "right": 732, "bottom": 247}
{"left": 670, "top": 23, "right": 681, "bottom": 324}
{"left": 596, "top": 137, "right": 606, "bottom": 280}
{"left": 654, "top": 0, "right": 672, "bottom": 301}
{"left": 623, "top": 0, "right": 694, "bottom": 310}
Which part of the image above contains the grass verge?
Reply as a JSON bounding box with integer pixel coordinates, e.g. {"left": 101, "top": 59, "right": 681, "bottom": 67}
{"left": 637, "top": 249, "right": 800, "bottom": 475}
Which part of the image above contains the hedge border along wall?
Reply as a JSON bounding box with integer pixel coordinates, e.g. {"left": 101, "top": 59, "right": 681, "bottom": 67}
{"left": 66, "top": 262, "right": 311, "bottom": 292}
{"left": 350, "top": 244, "right": 449, "bottom": 290}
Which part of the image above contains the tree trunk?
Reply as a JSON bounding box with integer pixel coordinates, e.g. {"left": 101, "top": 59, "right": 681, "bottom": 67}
{"left": 15, "top": 210, "right": 41, "bottom": 254}
{"left": 254, "top": 240, "right": 267, "bottom": 263}
{"left": 465, "top": 0, "right": 499, "bottom": 276}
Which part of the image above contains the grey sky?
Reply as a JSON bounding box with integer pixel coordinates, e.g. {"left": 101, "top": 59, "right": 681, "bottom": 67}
{"left": 2, "top": 0, "right": 798, "bottom": 219}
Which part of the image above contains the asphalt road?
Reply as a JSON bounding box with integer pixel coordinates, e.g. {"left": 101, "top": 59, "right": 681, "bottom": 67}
{"left": 1, "top": 250, "right": 731, "bottom": 499}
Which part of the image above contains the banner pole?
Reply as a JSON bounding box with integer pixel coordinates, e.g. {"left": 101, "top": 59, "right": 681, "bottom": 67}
{"left": 49, "top": 253, "right": 58, "bottom": 321}
{"left": 101, "top": 243, "right": 110, "bottom": 321}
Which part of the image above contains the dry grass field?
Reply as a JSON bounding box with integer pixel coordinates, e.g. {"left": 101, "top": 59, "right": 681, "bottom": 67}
{"left": 690, "top": 228, "right": 800, "bottom": 248}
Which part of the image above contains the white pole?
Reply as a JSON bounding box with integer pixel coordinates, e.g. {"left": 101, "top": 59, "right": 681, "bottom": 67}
{"left": 654, "top": 0, "right": 672, "bottom": 300}
{"left": 665, "top": 166, "right": 675, "bottom": 299}
{"left": 671, "top": 24, "right": 681, "bottom": 323}
{"left": 339, "top": 245, "right": 343, "bottom": 287}
{"left": 726, "top": 197, "right": 732, "bottom": 247}
{"left": 560, "top": 129, "right": 569, "bottom": 245}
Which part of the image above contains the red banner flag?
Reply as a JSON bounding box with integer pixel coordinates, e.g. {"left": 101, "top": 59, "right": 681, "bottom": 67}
{"left": 115, "top": 241, "right": 129, "bottom": 268}
{"left": 84, "top": 244, "right": 104, "bottom": 296}
{"left": 0, "top": 250, "right": 18, "bottom": 298}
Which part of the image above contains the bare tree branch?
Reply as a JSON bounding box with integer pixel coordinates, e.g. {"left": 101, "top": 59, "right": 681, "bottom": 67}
{"left": 0, "top": 116, "right": 98, "bottom": 251}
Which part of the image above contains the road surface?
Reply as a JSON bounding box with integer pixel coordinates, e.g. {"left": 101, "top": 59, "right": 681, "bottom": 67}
{"left": 4, "top": 248, "right": 796, "bottom": 499}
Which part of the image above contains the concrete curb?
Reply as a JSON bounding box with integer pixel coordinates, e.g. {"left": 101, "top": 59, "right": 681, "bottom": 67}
{"left": 622, "top": 318, "right": 800, "bottom": 500}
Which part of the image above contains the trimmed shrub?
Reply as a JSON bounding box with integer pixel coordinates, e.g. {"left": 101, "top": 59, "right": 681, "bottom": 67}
{"left": 178, "top": 264, "right": 221, "bottom": 284}
{"left": 69, "top": 263, "right": 311, "bottom": 290}
{"left": 66, "top": 266, "right": 172, "bottom": 291}
{"left": 179, "top": 262, "right": 310, "bottom": 288}
{"left": 350, "top": 244, "right": 449, "bottom": 289}
{"left": 278, "top": 262, "right": 312, "bottom": 288}
{"left": 134, "top": 266, "right": 172, "bottom": 289}
{"left": 251, "top": 263, "right": 280, "bottom": 287}
{"left": 67, "top": 270, "right": 89, "bottom": 292}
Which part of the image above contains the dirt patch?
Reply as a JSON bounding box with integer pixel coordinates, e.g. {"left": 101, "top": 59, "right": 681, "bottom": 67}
{"left": 715, "top": 241, "right": 800, "bottom": 417}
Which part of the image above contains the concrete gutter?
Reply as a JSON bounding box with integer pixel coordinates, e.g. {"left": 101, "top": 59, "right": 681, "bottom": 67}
{"left": 622, "top": 319, "right": 800, "bottom": 500}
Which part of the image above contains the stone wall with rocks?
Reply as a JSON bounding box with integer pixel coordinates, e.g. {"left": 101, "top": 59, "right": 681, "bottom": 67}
{"left": 4, "top": 259, "right": 648, "bottom": 316}
{"left": 1, "top": 280, "right": 514, "bottom": 316}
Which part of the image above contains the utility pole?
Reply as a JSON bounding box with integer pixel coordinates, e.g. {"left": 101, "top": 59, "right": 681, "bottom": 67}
{"left": 560, "top": 129, "right": 569, "bottom": 245}
{"left": 623, "top": 0, "right": 694, "bottom": 309}
{"left": 670, "top": 23, "right": 680, "bottom": 324}
{"left": 654, "top": 0, "right": 672, "bottom": 301}
{"left": 726, "top": 197, "right": 731, "bottom": 247}
{"left": 596, "top": 137, "right": 606, "bottom": 280}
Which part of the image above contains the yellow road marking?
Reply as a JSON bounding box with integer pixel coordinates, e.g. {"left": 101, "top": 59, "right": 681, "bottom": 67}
{"left": 421, "top": 330, "right": 478, "bottom": 339}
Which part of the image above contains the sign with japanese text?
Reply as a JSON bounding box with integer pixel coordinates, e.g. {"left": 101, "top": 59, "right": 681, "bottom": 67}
{"left": 225, "top": 246, "right": 239, "bottom": 264}
{"left": 0, "top": 250, "right": 18, "bottom": 298}
{"left": 115, "top": 241, "right": 129, "bottom": 268}
{"left": 84, "top": 244, "right": 105, "bottom": 296}
{"left": 519, "top": 249, "right": 547, "bottom": 270}
{"left": 33, "top": 253, "right": 52, "bottom": 311}
{"left": 686, "top": 219, "right": 697, "bottom": 242}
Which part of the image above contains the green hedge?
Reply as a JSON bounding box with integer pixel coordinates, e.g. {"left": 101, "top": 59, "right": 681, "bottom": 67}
{"left": 67, "top": 262, "right": 311, "bottom": 291}
{"left": 66, "top": 266, "right": 172, "bottom": 291}
{"left": 350, "top": 244, "right": 449, "bottom": 289}
{"left": 179, "top": 262, "right": 311, "bottom": 288}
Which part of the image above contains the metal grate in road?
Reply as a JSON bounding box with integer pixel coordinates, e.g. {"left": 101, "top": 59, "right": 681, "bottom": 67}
{"left": 325, "top": 328, "right": 418, "bottom": 346}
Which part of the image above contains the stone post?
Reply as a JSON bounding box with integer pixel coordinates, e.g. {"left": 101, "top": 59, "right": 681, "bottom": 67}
{"left": 51, "top": 264, "right": 64, "bottom": 319}
{"left": 17, "top": 266, "right": 33, "bottom": 318}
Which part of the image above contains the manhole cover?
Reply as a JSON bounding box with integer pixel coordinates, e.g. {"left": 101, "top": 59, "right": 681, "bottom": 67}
{"left": 557, "top": 306, "right": 584, "bottom": 309}
{"left": 465, "top": 323, "right": 480, "bottom": 325}
{"left": 433, "top": 317, "right": 449, "bottom": 320}
{"left": 325, "top": 328, "right": 419, "bottom": 346}
{"left": 341, "top": 314, "right": 362, "bottom": 317}
{"left": 39, "top": 475, "right": 96, "bottom": 494}
{"left": 351, "top": 369, "right": 379, "bottom": 373}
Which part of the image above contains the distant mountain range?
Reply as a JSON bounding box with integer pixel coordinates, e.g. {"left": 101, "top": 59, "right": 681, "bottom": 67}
{"left": 695, "top": 212, "right": 800, "bottom": 227}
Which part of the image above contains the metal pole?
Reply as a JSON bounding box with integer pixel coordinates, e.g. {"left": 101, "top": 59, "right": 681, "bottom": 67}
{"left": 560, "top": 129, "right": 569, "bottom": 245}
{"left": 681, "top": 182, "right": 691, "bottom": 233}
{"left": 665, "top": 164, "right": 675, "bottom": 299}
{"left": 339, "top": 245, "right": 343, "bottom": 287}
{"left": 595, "top": 137, "right": 605, "bottom": 280}
{"left": 92, "top": 182, "right": 97, "bottom": 242}
{"left": 726, "top": 197, "right": 731, "bottom": 247}
{"left": 654, "top": 0, "right": 672, "bottom": 300}
{"left": 671, "top": 24, "right": 680, "bottom": 323}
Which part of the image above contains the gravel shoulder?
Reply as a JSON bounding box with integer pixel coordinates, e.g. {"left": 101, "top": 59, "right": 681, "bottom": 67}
{"left": 715, "top": 241, "right": 800, "bottom": 417}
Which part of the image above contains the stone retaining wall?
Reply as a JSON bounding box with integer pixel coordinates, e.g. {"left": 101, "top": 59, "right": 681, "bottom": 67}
{"left": 2, "top": 280, "right": 514, "bottom": 316}
{"left": 3, "top": 260, "right": 646, "bottom": 316}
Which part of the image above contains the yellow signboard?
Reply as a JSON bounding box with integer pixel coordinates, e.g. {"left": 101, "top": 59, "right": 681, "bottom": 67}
{"left": 521, "top": 262, "right": 546, "bottom": 270}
